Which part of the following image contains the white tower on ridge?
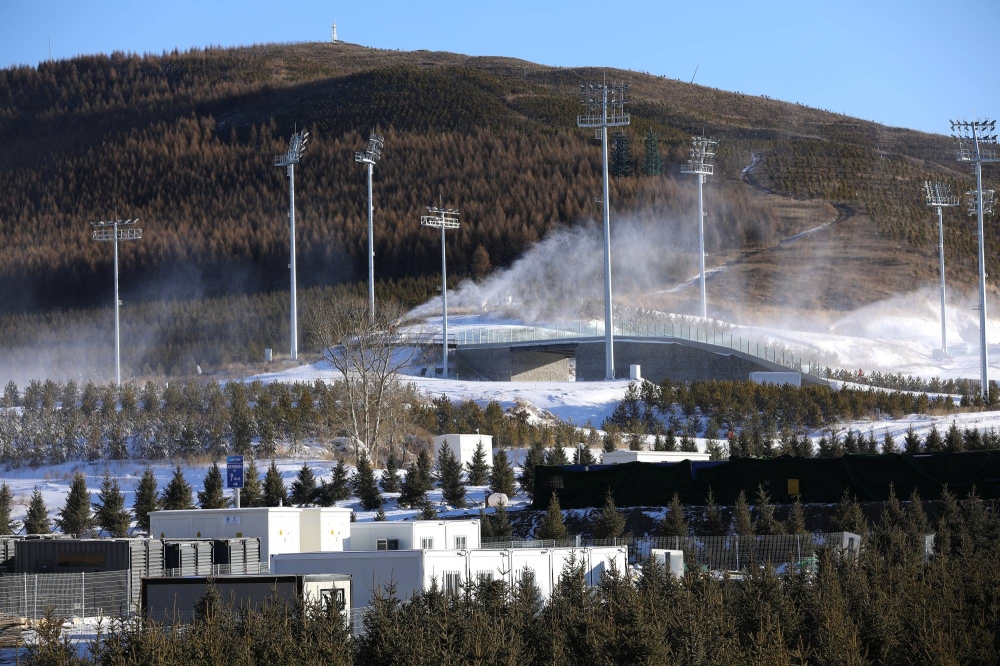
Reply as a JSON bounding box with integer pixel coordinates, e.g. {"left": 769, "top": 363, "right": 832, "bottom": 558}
{"left": 331, "top": 21, "right": 338, "bottom": 43}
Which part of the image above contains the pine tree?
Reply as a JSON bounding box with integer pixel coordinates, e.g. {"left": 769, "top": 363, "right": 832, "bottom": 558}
{"left": 706, "top": 439, "right": 727, "bottom": 461}
{"left": 575, "top": 445, "right": 596, "bottom": 465}
{"left": 680, "top": 434, "right": 698, "bottom": 452}
{"left": 833, "top": 490, "right": 867, "bottom": 535}
{"left": 536, "top": 492, "right": 568, "bottom": 540}
{"left": 374, "top": 507, "right": 386, "bottom": 521}
{"left": 610, "top": 131, "right": 634, "bottom": 177}
{"left": 398, "top": 462, "right": 427, "bottom": 508}
{"left": 520, "top": 441, "right": 545, "bottom": 498}
{"left": 664, "top": 429, "right": 678, "bottom": 452}
{"left": 592, "top": 489, "right": 626, "bottom": 539}
{"left": 133, "top": 468, "right": 159, "bottom": 533}
{"left": 290, "top": 463, "right": 317, "bottom": 506}
{"left": 438, "top": 445, "right": 467, "bottom": 508}
{"left": 602, "top": 427, "right": 621, "bottom": 453}
{"left": 704, "top": 487, "right": 727, "bottom": 536}
{"left": 416, "top": 450, "right": 434, "bottom": 491}
{"left": 945, "top": 421, "right": 964, "bottom": 452}
{"left": 57, "top": 472, "right": 92, "bottom": 536}
{"left": 240, "top": 458, "right": 264, "bottom": 507}
{"left": 903, "top": 425, "right": 922, "bottom": 455}
{"left": 659, "top": 492, "right": 689, "bottom": 538}
{"left": 419, "top": 503, "right": 439, "bottom": 519}
{"left": 24, "top": 487, "right": 50, "bottom": 534}
{"left": 0, "top": 483, "right": 18, "bottom": 535}
{"left": 161, "top": 466, "right": 195, "bottom": 511}
{"left": 93, "top": 472, "right": 130, "bottom": 538}
{"left": 491, "top": 503, "right": 513, "bottom": 539}
{"left": 881, "top": 430, "right": 898, "bottom": 454}
{"left": 328, "top": 459, "right": 352, "bottom": 502}
{"left": 642, "top": 128, "right": 663, "bottom": 176}
{"left": 380, "top": 451, "right": 402, "bottom": 493}
{"left": 733, "top": 490, "right": 755, "bottom": 536}
{"left": 263, "top": 460, "right": 288, "bottom": 507}
{"left": 466, "top": 440, "right": 490, "bottom": 485}
{"left": 924, "top": 426, "right": 944, "bottom": 453}
{"left": 198, "top": 462, "right": 228, "bottom": 509}
{"left": 545, "top": 446, "right": 569, "bottom": 466}
{"left": 754, "top": 484, "right": 783, "bottom": 535}
{"left": 489, "top": 449, "right": 516, "bottom": 497}
{"left": 479, "top": 508, "right": 495, "bottom": 539}
{"left": 786, "top": 496, "right": 808, "bottom": 535}
{"left": 353, "top": 453, "right": 384, "bottom": 511}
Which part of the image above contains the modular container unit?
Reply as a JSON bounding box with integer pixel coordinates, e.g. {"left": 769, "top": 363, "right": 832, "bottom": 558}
{"left": 212, "top": 538, "right": 263, "bottom": 574}
{"left": 434, "top": 434, "right": 494, "bottom": 470}
{"left": 300, "top": 508, "right": 352, "bottom": 552}
{"left": 163, "top": 539, "right": 214, "bottom": 576}
{"left": 346, "top": 519, "right": 481, "bottom": 552}
{"left": 650, "top": 549, "right": 684, "bottom": 577}
{"left": 141, "top": 573, "right": 351, "bottom": 624}
{"left": 151, "top": 508, "right": 306, "bottom": 562}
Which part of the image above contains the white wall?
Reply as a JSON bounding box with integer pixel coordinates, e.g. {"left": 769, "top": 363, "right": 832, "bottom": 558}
{"left": 434, "top": 434, "right": 494, "bottom": 470}
{"left": 301, "top": 508, "right": 352, "bottom": 552}
{"left": 150, "top": 508, "right": 308, "bottom": 562}
{"left": 347, "top": 520, "right": 481, "bottom": 551}
{"left": 273, "top": 550, "right": 425, "bottom": 610}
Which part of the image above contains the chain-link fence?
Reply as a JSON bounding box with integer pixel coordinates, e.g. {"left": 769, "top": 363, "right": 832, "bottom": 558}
{"left": 0, "top": 571, "right": 130, "bottom": 622}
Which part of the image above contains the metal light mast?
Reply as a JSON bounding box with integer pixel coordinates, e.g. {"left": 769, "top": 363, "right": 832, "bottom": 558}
{"left": 90, "top": 216, "right": 142, "bottom": 386}
{"left": 420, "top": 206, "right": 461, "bottom": 378}
{"left": 274, "top": 129, "right": 310, "bottom": 361}
{"left": 923, "top": 181, "right": 960, "bottom": 358}
{"left": 951, "top": 119, "right": 999, "bottom": 399}
{"left": 577, "top": 81, "right": 630, "bottom": 380}
{"left": 681, "top": 136, "right": 718, "bottom": 319}
{"left": 355, "top": 131, "right": 385, "bottom": 323}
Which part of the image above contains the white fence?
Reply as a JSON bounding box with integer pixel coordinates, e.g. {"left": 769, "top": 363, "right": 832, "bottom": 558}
{"left": 0, "top": 571, "right": 130, "bottom": 621}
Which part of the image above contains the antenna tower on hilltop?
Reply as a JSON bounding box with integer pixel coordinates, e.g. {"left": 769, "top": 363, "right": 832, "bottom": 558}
{"left": 681, "top": 136, "right": 718, "bottom": 320}
{"left": 332, "top": 21, "right": 338, "bottom": 43}
{"left": 90, "top": 215, "right": 143, "bottom": 386}
{"left": 924, "top": 181, "right": 960, "bottom": 359}
{"left": 420, "top": 205, "right": 461, "bottom": 378}
{"left": 355, "top": 131, "right": 385, "bottom": 323}
{"left": 951, "top": 118, "right": 999, "bottom": 399}
{"left": 577, "top": 80, "right": 630, "bottom": 381}
{"left": 275, "top": 128, "right": 310, "bottom": 361}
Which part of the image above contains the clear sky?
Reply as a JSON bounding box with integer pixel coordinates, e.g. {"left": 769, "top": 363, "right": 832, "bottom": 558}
{"left": 1, "top": 0, "right": 996, "bottom": 135}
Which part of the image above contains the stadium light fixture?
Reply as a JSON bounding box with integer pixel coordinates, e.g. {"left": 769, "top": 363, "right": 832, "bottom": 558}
{"left": 355, "top": 131, "right": 385, "bottom": 324}
{"left": 951, "top": 118, "right": 999, "bottom": 399}
{"left": 577, "top": 80, "right": 630, "bottom": 381}
{"left": 681, "top": 136, "right": 719, "bottom": 320}
{"left": 274, "top": 129, "right": 310, "bottom": 361}
{"left": 924, "top": 181, "right": 960, "bottom": 357}
{"left": 90, "top": 216, "right": 143, "bottom": 386}
{"left": 420, "top": 205, "right": 461, "bottom": 378}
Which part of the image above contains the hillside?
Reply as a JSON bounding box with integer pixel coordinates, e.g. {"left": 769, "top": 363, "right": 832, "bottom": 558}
{"left": 1, "top": 41, "right": 991, "bottom": 323}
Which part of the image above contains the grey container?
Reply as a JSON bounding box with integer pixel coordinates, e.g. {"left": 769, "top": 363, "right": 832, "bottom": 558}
{"left": 213, "top": 538, "right": 261, "bottom": 574}
{"left": 163, "top": 539, "right": 214, "bottom": 576}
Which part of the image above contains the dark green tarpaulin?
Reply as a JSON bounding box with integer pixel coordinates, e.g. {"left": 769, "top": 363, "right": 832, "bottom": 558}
{"left": 531, "top": 451, "right": 1000, "bottom": 509}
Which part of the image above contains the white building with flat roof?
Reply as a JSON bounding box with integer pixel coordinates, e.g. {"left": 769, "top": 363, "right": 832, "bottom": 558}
{"left": 346, "top": 519, "right": 480, "bottom": 552}
{"left": 434, "top": 434, "right": 494, "bottom": 470}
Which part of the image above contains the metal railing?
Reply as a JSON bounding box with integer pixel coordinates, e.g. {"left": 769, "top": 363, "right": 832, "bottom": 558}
{"left": 162, "top": 562, "right": 269, "bottom": 577}
{"left": 0, "top": 571, "right": 130, "bottom": 621}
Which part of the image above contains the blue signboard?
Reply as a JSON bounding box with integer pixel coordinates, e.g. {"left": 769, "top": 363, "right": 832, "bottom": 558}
{"left": 226, "top": 455, "right": 244, "bottom": 489}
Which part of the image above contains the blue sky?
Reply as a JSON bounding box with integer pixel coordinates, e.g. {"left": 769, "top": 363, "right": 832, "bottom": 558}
{"left": 1, "top": 0, "right": 996, "bottom": 134}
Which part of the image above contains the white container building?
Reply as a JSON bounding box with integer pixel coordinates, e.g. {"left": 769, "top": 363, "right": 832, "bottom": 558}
{"left": 272, "top": 545, "right": 628, "bottom": 609}
{"left": 434, "top": 434, "right": 494, "bottom": 470}
{"left": 346, "top": 519, "right": 481, "bottom": 552}
{"left": 600, "top": 450, "right": 710, "bottom": 464}
{"left": 150, "top": 507, "right": 352, "bottom": 563}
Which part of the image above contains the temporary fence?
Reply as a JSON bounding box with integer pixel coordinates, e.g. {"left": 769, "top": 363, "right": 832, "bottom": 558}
{"left": 0, "top": 570, "right": 130, "bottom": 622}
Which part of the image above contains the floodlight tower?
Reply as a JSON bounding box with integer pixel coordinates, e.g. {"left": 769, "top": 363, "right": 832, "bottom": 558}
{"left": 681, "top": 136, "right": 718, "bottom": 319}
{"left": 951, "top": 119, "right": 999, "bottom": 399}
{"left": 577, "top": 81, "right": 630, "bottom": 380}
{"left": 274, "top": 129, "right": 310, "bottom": 361}
{"left": 420, "top": 206, "right": 461, "bottom": 378}
{"left": 924, "top": 181, "right": 960, "bottom": 357}
{"left": 355, "top": 131, "right": 385, "bottom": 323}
{"left": 90, "top": 216, "right": 142, "bottom": 386}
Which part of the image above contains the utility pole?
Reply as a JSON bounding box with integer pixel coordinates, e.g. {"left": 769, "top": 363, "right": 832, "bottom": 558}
{"left": 355, "top": 131, "right": 385, "bottom": 323}
{"left": 274, "top": 129, "right": 310, "bottom": 360}
{"left": 577, "top": 81, "right": 630, "bottom": 380}
{"left": 923, "top": 181, "right": 959, "bottom": 357}
{"left": 951, "top": 119, "right": 998, "bottom": 400}
{"left": 681, "top": 136, "right": 718, "bottom": 319}
{"left": 90, "top": 216, "right": 142, "bottom": 386}
{"left": 420, "top": 206, "right": 461, "bottom": 378}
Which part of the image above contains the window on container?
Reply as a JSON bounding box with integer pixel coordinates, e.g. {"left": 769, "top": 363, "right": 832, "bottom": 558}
{"left": 444, "top": 571, "right": 462, "bottom": 595}
{"left": 549, "top": 476, "right": 564, "bottom": 489}
{"left": 420, "top": 537, "right": 434, "bottom": 549}
{"left": 454, "top": 536, "right": 467, "bottom": 550}
{"left": 376, "top": 539, "right": 399, "bottom": 551}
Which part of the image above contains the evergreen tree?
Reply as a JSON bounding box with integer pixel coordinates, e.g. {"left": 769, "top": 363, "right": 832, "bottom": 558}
{"left": 659, "top": 492, "right": 689, "bottom": 538}
{"left": 161, "top": 466, "right": 195, "bottom": 510}
{"left": 903, "top": 425, "right": 922, "bottom": 455}
{"left": 194, "top": 583, "right": 224, "bottom": 624}
{"left": 398, "top": 462, "right": 427, "bottom": 508}
{"left": 664, "top": 429, "right": 678, "bottom": 452}
{"left": 591, "top": 489, "right": 626, "bottom": 539}
{"left": 438, "top": 445, "right": 467, "bottom": 508}
{"left": 602, "top": 426, "right": 622, "bottom": 452}
{"left": 642, "top": 128, "right": 663, "bottom": 176}
{"left": 415, "top": 450, "right": 434, "bottom": 491}
{"left": 536, "top": 492, "right": 568, "bottom": 540}
{"left": 610, "top": 131, "right": 634, "bottom": 177}
{"left": 489, "top": 449, "right": 516, "bottom": 497}
{"left": 786, "top": 496, "right": 808, "bottom": 535}
{"left": 545, "top": 446, "right": 569, "bottom": 466}
{"left": 963, "top": 427, "right": 983, "bottom": 451}
{"left": 519, "top": 441, "right": 545, "bottom": 498}
{"left": 24, "top": 487, "right": 50, "bottom": 535}
{"left": 833, "top": 489, "right": 868, "bottom": 535}
{"left": 240, "top": 458, "right": 264, "bottom": 508}
{"left": 882, "top": 430, "right": 898, "bottom": 454}
{"left": 466, "top": 440, "right": 490, "bottom": 485}
{"left": 706, "top": 439, "right": 727, "bottom": 461}
{"left": 133, "top": 468, "right": 159, "bottom": 533}
{"left": 93, "top": 472, "right": 130, "bottom": 538}
{"left": 754, "top": 484, "right": 783, "bottom": 535}
{"left": 680, "top": 434, "right": 698, "bottom": 452}
{"left": 290, "top": 463, "right": 317, "bottom": 506}
{"left": 733, "top": 490, "right": 755, "bottom": 536}
{"left": 328, "top": 459, "right": 352, "bottom": 502}
{"left": 263, "top": 460, "right": 288, "bottom": 507}
{"left": 945, "top": 421, "right": 964, "bottom": 452}
{"left": 198, "top": 461, "right": 228, "bottom": 509}
{"left": 924, "top": 425, "right": 945, "bottom": 453}
{"left": 575, "top": 445, "right": 596, "bottom": 465}
{"left": 380, "top": 451, "right": 402, "bottom": 493}
{"left": 57, "top": 471, "right": 92, "bottom": 536}
{"left": 0, "top": 483, "right": 18, "bottom": 535}
{"left": 479, "top": 508, "right": 495, "bottom": 539}
{"left": 353, "top": 453, "right": 384, "bottom": 511}
{"left": 374, "top": 507, "right": 386, "bottom": 521}
{"left": 419, "top": 502, "right": 439, "bottom": 519}
{"left": 704, "top": 487, "right": 727, "bottom": 536}
{"left": 491, "top": 503, "right": 513, "bottom": 539}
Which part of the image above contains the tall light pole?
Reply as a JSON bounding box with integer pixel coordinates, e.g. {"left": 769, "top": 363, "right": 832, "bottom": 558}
{"left": 951, "top": 119, "right": 999, "bottom": 399}
{"left": 681, "top": 136, "right": 718, "bottom": 319}
{"left": 354, "top": 131, "right": 385, "bottom": 323}
{"left": 923, "top": 181, "right": 959, "bottom": 357}
{"left": 274, "top": 129, "right": 310, "bottom": 361}
{"left": 90, "top": 216, "right": 142, "bottom": 386}
{"left": 577, "top": 81, "right": 629, "bottom": 380}
{"left": 420, "top": 206, "right": 460, "bottom": 378}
